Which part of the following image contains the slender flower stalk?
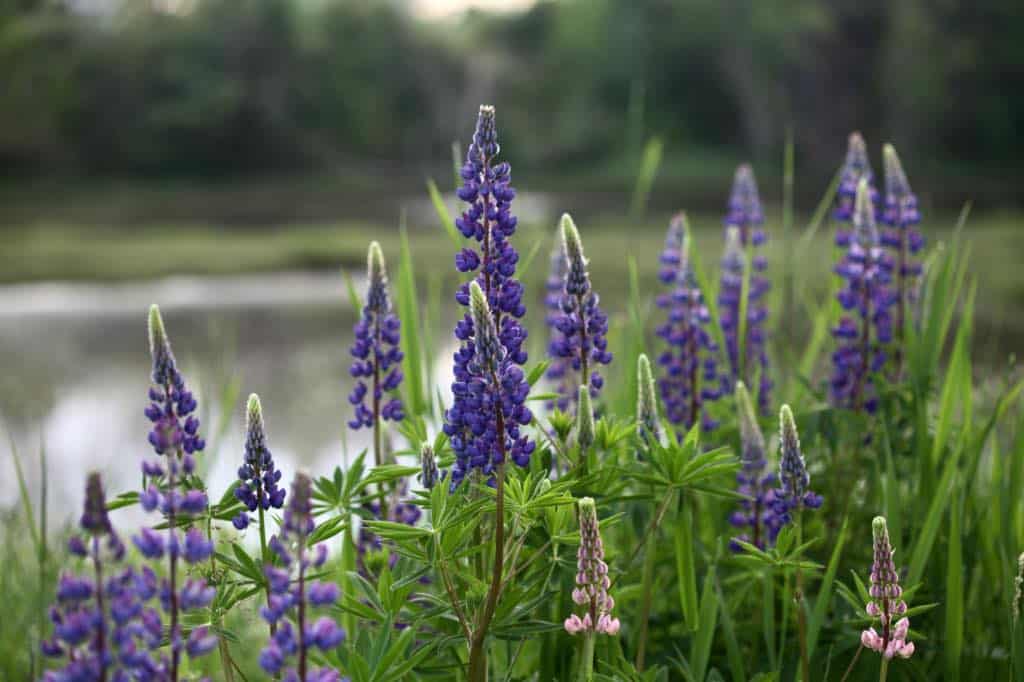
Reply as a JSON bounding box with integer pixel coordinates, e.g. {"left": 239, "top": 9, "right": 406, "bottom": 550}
{"left": 880, "top": 144, "right": 924, "bottom": 373}
{"left": 575, "top": 385, "right": 595, "bottom": 454}
{"left": 547, "top": 214, "right": 612, "bottom": 407}
{"left": 861, "top": 516, "right": 915, "bottom": 668}
{"left": 259, "top": 473, "right": 345, "bottom": 682}
{"left": 656, "top": 213, "right": 721, "bottom": 432}
{"left": 444, "top": 105, "right": 534, "bottom": 488}
{"left": 728, "top": 382, "right": 783, "bottom": 550}
{"left": 136, "top": 305, "right": 217, "bottom": 681}
{"left": 565, "top": 498, "right": 620, "bottom": 681}
{"left": 635, "top": 353, "right": 663, "bottom": 448}
{"left": 831, "top": 178, "right": 896, "bottom": 413}
{"left": 719, "top": 166, "right": 773, "bottom": 414}
{"left": 348, "top": 241, "right": 404, "bottom": 466}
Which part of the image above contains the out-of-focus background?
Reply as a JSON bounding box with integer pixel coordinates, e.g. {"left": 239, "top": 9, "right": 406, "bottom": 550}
{"left": 1, "top": 0, "right": 1022, "bottom": 516}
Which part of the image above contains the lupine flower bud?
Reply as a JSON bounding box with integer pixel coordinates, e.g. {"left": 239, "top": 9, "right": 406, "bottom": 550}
{"left": 564, "top": 497, "right": 620, "bottom": 636}
{"left": 260, "top": 473, "right": 345, "bottom": 680}
{"left": 777, "top": 405, "right": 823, "bottom": 513}
{"left": 834, "top": 132, "right": 879, "bottom": 245}
{"left": 635, "top": 354, "right": 662, "bottom": 447}
{"left": 575, "top": 385, "right": 595, "bottom": 452}
{"left": 880, "top": 144, "right": 925, "bottom": 350}
{"left": 729, "top": 382, "right": 784, "bottom": 550}
{"left": 861, "top": 516, "right": 914, "bottom": 659}
{"left": 233, "top": 394, "right": 286, "bottom": 530}
{"left": 830, "top": 178, "right": 896, "bottom": 412}
{"left": 419, "top": 442, "right": 439, "bottom": 490}
{"left": 547, "top": 214, "right": 612, "bottom": 406}
{"left": 656, "top": 214, "right": 721, "bottom": 432}
{"left": 443, "top": 106, "right": 535, "bottom": 486}
{"left": 348, "top": 241, "right": 404, "bottom": 431}
{"left": 145, "top": 304, "right": 204, "bottom": 456}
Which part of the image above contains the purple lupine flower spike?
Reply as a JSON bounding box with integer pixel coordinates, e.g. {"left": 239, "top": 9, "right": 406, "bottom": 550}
{"left": 656, "top": 213, "right": 721, "bottom": 433}
{"left": 419, "top": 442, "right": 439, "bottom": 490}
{"left": 260, "top": 473, "right": 345, "bottom": 681}
{"left": 134, "top": 305, "right": 216, "bottom": 680}
{"left": 349, "top": 241, "right": 404, "bottom": 464}
{"left": 444, "top": 106, "right": 534, "bottom": 487}
{"left": 233, "top": 394, "right": 286, "bottom": 531}
{"left": 776, "top": 405, "right": 823, "bottom": 516}
{"left": 880, "top": 144, "right": 925, "bottom": 366}
{"left": 564, "top": 497, "right": 620, "bottom": 636}
{"left": 719, "top": 171, "right": 773, "bottom": 415}
{"left": 830, "top": 178, "right": 896, "bottom": 412}
{"left": 548, "top": 214, "right": 612, "bottom": 406}
{"left": 544, "top": 230, "right": 573, "bottom": 411}
{"left": 861, "top": 516, "right": 915, "bottom": 659}
{"left": 834, "top": 132, "right": 879, "bottom": 247}
{"left": 729, "top": 382, "right": 784, "bottom": 550}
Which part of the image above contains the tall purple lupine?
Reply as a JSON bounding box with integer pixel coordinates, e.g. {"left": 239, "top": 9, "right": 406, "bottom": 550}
{"left": 880, "top": 144, "right": 925, "bottom": 367}
{"left": 135, "top": 305, "right": 217, "bottom": 680}
{"left": 656, "top": 213, "right": 721, "bottom": 432}
{"left": 443, "top": 106, "right": 535, "bottom": 486}
{"left": 260, "top": 473, "right": 345, "bottom": 682}
{"left": 728, "top": 382, "right": 784, "bottom": 551}
{"left": 861, "top": 517, "right": 915, "bottom": 661}
{"left": 233, "top": 394, "right": 286, "bottom": 532}
{"left": 775, "top": 405, "right": 823, "bottom": 518}
{"left": 349, "top": 241, "right": 404, "bottom": 466}
{"left": 544, "top": 229, "right": 573, "bottom": 411}
{"left": 831, "top": 178, "right": 896, "bottom": 412}
{"left": 834, "top": 132, "right": 880, "bottom": 248}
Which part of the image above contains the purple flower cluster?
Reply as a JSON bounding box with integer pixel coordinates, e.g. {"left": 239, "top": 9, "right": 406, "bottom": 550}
{"left": 655, "top": 213, "right": 721, "bottom": 432}
{"left": 443, "top": 106, "right": 534, "bottom": 486}
{"left": 134, "top": 305, "right": 218, "bottom": 679}
{"left": 830, "top": 178, "right": 896, "bottom": 412}
{"left": 348, "top": 242, "right": 404, "bottom": 438}
{"left": 776, "top": 405, "right": 823, "bottom": 514}
{"left": 728, "top": 382, "right": 784, "bottom": 551}
{"left": 233, "top": 393, "right": 286, "bottom": 530}
{"left": 260, "top": 473, "right": 346, "bottom": 682}
{"left": 718, "top": 166, "right": 772, "bottom": 415}
{"left": 547, "top": 214, "right": 612, "bottom": 408}
{"left": 880, "top": 144, "right": 925, "bottom": 350}
{"left": 543, "top": 232, "right": 573, "bottom": 411}
{"left": 564, "top": 497, "right": 620, "bottom": 636}
{"left": 861, "top": 516, "right": 915, "bottom": 659}
{"left": 834, "top": 132, "right": 880, "bottom": 247}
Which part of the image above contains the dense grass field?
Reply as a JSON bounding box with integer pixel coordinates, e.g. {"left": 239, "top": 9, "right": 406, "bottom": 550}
{"left": 3, "top": 122, "right": 1024, "bottom": 682}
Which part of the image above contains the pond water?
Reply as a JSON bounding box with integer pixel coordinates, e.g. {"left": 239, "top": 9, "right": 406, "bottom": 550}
{"left": 0, "top": 271, "right": 441, "bottom": 527}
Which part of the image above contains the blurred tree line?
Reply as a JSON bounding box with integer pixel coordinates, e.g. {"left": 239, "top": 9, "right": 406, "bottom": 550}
{"left": 1, "top": 0, "right": 1022, "bottom": 182}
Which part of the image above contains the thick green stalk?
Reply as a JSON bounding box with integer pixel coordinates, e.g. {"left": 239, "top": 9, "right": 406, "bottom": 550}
{"left": 879, "top": 658, "right": 890, "bottom": 682}
{"left": 795, "top": 514, "right": 810, "bottom": 682}
{"left": 635, "top": 529, "right": 657, "bottom": 671}
{"left": 579, "top": 633, "right": 596, "bottom": 682}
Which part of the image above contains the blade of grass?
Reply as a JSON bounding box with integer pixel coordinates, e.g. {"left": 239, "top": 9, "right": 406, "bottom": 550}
{"left": 397, "top": 224, "right": 427, "bottom": 417}
{"left": 630, "top": 137, "right": 663, "bottom": 220}
{"left": 675, "top": 504, "right": 699, "bottom": 631}
{"left": 945, "top": 481, "right": 963, "bottom": 681}
{"left": 807, "top": 516, "right": 848, "bottom": 659}
{"left": 426, "top": 178, "right": 461, "bottom": 248}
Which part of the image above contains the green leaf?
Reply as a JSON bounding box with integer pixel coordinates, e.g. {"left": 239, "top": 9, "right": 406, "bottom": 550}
{"left": 397, "top": 225, "right": 427, "bottom": 416}
{"left": 675, "top": 504, "right": 699, "bottom": 632}
{"left": 426, "top": 177, "right": 460, "bottom": 248}
{"left": 945, "top": 482, "right": 963, "bottom": 680}
{"left": 807, "top": 516, "right": 848, "bottom": 658}
{"left": 690, "top": 565, "right": 720, "bottom": 682}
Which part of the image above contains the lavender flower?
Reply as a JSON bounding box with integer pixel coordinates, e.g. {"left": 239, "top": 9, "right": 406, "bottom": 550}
{"left": 544, "top": 230, "right": 573, "bottom": 411}
{"left": 260, "top": 473, "right": 346, "bottom": 681}
{"left": 564, "top": 497, "right": 620, "bottom": 636}
{"left": 776, "top": 405, "right": 823, "bottom": 514}
{"left": 830, "top": 178, "right": 896, "bottom": 412}
{"left": 233, "top": 393, "right": 286, "bottom": 531}
{"left": 728, "top": 382, "right": 784, "bottom": 550}
{"left": 861, "top": 516, "right": 915, "bottom": 660}
{"left": 834, "top": 132, "right": 880, "bottom": 247}
{"left": 655, "top": 213, "right": 721, "bottom": 432}
{"left": 724, "top": 164, "right": 767, "bottom": 256}
{"left": 635, "top": 353, "right": 663, "bottom": 447}
{"left": 880, "top": 144, "right": 925, "bottom": 357}
{"left": 135, "top": 305, "right": 217, "bottom": 679}
{"left": 547, "top": 214, "right": 612, "bottom": 406}
{"left": 349, "top": 241, "right": 404, "bottom": 464}
{"left": 443, "top": 106, "right": 535, "bottom": 486}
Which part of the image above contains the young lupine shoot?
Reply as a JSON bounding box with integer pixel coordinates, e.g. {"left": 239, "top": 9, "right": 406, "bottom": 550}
{"left": 834, "top": 132, "right": 878, "bottom": 246}
{"left": 728, "top": 382, "right": 783, "bottom": 550}
{"left": 444, "top": 106, "right": 534, "bottom": 488}
{"left": 861, "top": 516, "right": 914, "bottom": 676}
{"left": 720, "top": 166, "right": 773, "bottom": 413}
{"left": 831, "top": 178, "right": 896, "bottom": 413}
{"left": 348, "top": 241, "right": 404, "bottom": 466}
{"left": 656, "top": 213, "right": 721, "bottom": 433}
{"left": 260, "top": 473, "right": 345, "bottom": 682}
{"left": 575, "top": 385, "right": 595, "bottom": 453}
{"left": 544, "top": 227, "right": 573, "bottom": 411}
{"left": 137, "top": 304, "right": 216, "bottom": 680}
{"left": 565, "top": 497, "right": 619, "bottom": 681}
{"left": 635, "top": 353, "right": 662, "bottom": 448}
{"left": 548, "top": 213, "right": 612, "bottom": 407}
{"left": 880, "top": 144, "right": 925, "bottom": 371}
{"left": 418, "top": 442, "right": 439, "bottom": 490}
